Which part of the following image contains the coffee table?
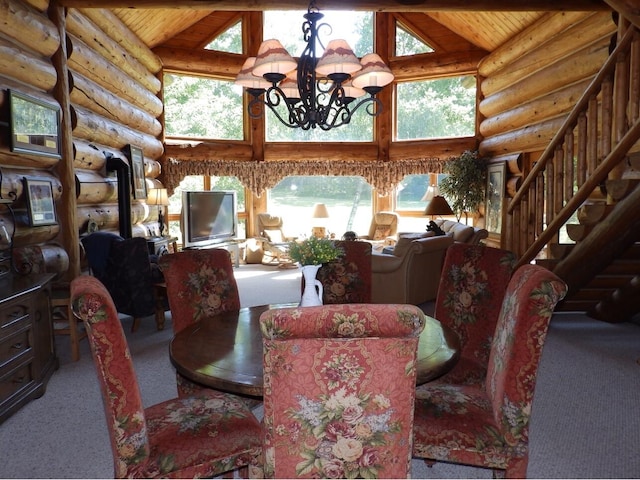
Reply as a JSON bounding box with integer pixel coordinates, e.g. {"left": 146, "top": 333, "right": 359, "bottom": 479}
{"left": 169, "top": 304, "right": 459, "bottom": 398}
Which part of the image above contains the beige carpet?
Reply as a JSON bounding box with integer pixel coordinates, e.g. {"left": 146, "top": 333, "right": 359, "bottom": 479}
{"left": 1, "top": 264, "right": 639, "bottom": 478}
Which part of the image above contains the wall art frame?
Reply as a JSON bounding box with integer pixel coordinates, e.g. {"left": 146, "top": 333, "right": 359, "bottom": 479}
{"left": 9, "top": 89, "right": 61, "bottom": 159}
{"left": 124, "top": 144, "right": 146, "bottom": 199}
{"left": 24, "top": 177, "right": 57, "bottom": 226}
{"left": 485, "top": 162, "right": 506, "bottom": 235}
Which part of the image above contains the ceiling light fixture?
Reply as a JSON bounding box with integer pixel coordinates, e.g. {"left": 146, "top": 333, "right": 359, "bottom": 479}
{"left": 234, "top": 1, "right": 394, "bottom": 131}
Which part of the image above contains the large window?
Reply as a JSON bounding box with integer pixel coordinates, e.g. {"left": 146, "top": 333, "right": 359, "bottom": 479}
{"left": 396, "top": 76, "right": 476, "bottom": 140}
{"left": 164, "top": 74, "right": 243, "bottom": 140}
{"left": 268, "top": 176, "right": 373, "bottom": 238}
{"left": 263, "top": 11, "right": 375, "bottom": 142}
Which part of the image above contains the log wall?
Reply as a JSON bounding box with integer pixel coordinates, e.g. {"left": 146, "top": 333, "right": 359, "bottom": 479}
{"left": 0, "top": 0, "right": 164, "bottom": 279}
{"left": 477, "top": 11, "right": 617, "bottom": 246}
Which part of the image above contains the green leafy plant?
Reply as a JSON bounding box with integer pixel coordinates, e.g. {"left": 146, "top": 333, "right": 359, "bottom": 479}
{"left": 288, "top": 236, "right": 343, "bottom": 266}
{"left": 439, "top": 150, "right": 487, "bottom": 223}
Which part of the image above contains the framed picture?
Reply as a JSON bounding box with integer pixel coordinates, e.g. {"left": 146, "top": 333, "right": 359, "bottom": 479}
{"left": 125, "top": 144, "right": 146, "bottom": 199}
{"left": 24, "top": 178, "right": 57, "bottom": 226}
{"left": 9, "top": 90, "right": 61, "bottom": 159}
{"left": 485, "top": 162, "right": 506, "bottom": 235}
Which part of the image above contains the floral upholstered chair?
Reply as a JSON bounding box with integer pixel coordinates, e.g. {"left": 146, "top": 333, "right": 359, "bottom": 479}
{"left": 158, "top": 249, "right": 243, "bottom": 398}
{"left": 70, "top": 275, "right": 262, "bottom": 479}
{"left": 429, "top": 243, "right": 517, "bottom": 385}
{"left": 314, "top": 240, "right": 372, "bottom": 303}
{"left": 260, "top": 303, "right": 426, "bottom": 478}
{"left": 412, "top": 264, "right": 567, "bottom": 478}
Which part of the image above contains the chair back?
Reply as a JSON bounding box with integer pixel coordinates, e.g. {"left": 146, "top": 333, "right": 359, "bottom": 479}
{"left": 434, "top": 243, "right": 517, "bottom": 384}
{"left": 367, "top": 211, "right": 399, "bottom": 240}
{"left": 486, "top": 264, "right": 567, "bottom": 446}
{"left": 260, "top": 303, "right": 425, "bottom": 478}
{"left": 159, "top": 248, "right": 240, "bottom": 334}
{"left": 316, "top": 240, "right": 372, "bottom": 303}
{"left": 70, "top": 275, "right": 150, "bottom": 476}
{"left": 257, "top": 213, "right": 287, "bottom": 243}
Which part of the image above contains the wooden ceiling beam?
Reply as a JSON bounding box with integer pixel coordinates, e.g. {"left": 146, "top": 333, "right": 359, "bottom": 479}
{"left": 60, "top": 0, "right": 610, "bottom": 12}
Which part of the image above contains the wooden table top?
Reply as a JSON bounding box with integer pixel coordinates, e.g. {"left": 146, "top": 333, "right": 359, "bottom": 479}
{"left": 169, "top": 304, "right": 460, "bottom": 398}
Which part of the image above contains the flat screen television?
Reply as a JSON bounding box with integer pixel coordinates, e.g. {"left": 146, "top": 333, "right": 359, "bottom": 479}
{"left": 181, "top": 190, "right": 238, "bottom": 248}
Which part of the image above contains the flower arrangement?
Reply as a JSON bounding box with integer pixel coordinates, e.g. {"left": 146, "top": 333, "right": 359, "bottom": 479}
{"left": 288, "top": 236, "right": 343, "bottom": 266}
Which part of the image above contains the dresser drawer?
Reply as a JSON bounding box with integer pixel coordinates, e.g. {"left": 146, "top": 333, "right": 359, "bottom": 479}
{"left": 0, "top": 328, "right": 32, "bottom": 368}
{"left": 0, "top": 300, "right": 29, "bottom": 330}
{"left": 0, "top": 363, "right": 33, "bottom": 403}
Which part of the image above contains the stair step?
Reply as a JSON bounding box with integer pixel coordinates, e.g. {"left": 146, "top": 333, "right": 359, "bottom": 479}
{"left": 602, "top": 261, "right": 640, "bottom": 275}
{"left": 566, "top": 223, "right": 593, "bottom": 242}
{"left": 557, "top": 299, "right": 596, "bottom": 312}
{"left": 586, "top": 275, "right": 635, "bottom": 288}
{"left": 605, "top": 178, "right": 640, "bottom": 201}
{"left": 619, "top": 243, "right": 640, "bottom": 259}
{"left": 535, "top": 258, "right": 558, "bottom": 270}
{"left": 549, "top": 243, "right": 574, "bottom": 259}
{"left": 577, "top": 203, "right": 615, "bottom": 225}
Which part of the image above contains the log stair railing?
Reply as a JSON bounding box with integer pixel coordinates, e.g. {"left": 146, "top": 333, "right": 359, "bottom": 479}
{"left": 504, "top": 22, "right": 640, "bottom": 322}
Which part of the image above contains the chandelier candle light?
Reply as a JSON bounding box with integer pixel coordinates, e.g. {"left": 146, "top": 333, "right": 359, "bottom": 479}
{"left": 234, "top": 1, "right": 394, "bottom": 131}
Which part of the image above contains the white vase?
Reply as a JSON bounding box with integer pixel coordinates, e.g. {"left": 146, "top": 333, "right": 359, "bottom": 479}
{"left": 299, "top": 264, "right": 323, "bottom": 307}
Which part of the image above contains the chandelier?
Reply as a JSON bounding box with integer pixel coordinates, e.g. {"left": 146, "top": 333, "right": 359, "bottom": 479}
{"left": 234, "top": 1, "right": 394, "bottom": 131}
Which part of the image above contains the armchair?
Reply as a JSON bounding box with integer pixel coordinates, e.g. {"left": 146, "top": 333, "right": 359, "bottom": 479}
{"left": 81, "top": 232, "right": 162, "bottom": 332}
{"left": 360, "top": 211, "right": 399, "bottom": 244}
{"left": 371, "top": 232, "right": 454, "bottom": 304}
{"left": 256, "top": 213, "right": 296, "bottom": 266}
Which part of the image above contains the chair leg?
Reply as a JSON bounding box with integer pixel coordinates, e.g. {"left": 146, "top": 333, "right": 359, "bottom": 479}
{"left": 423, "top": 459, "right": 436, "bottom": 468}
{"left": 131, "top": 317, "right": 141, "bottom": 332}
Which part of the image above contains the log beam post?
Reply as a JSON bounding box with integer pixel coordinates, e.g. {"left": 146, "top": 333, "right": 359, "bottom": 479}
{"left": 50, "top": 0, "right": 80, "bottom": 279}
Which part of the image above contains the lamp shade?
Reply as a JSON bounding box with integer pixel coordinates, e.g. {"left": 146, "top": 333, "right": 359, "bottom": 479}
{"left": 424, "top": 195, "right": 453, "bottom": 216}
{"left": 252, "top": 39, "right": 297, "bottom": 78}
{"left": 316, "top": 39, "right": 362, "bottom": 76}
{"left": 234, "top": 57, "right": 271, "bottom": 90}
{"left": 351, "top": 53, "right": 395, "bottom": 89}
{"left": 147, "top": 188, "right": 169, "bottom": 206}
{"left": 311, "top": 203, "right": 329, "bottom": 219}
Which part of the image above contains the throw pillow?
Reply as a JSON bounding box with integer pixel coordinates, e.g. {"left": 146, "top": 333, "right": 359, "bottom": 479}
{"left": 373, "top": 226, "right": 391, "bottom": 240}
{"left": 263, "top": 228, "right": 284, "bottom": 243}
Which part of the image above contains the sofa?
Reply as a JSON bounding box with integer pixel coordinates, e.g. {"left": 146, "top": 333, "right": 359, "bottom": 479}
{"left": 433, "top": 219, "right": 488, "bottom": 244}
{"left": 371, "top": 232, "right": 454, "bottom": 305}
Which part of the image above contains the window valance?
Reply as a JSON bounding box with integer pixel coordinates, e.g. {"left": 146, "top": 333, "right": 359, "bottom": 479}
{"left": 161, "top": 157, "right": 445, "bottom": 197}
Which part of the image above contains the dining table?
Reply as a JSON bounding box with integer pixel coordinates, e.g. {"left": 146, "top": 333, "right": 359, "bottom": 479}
{"left": 169, "top": 303, "right": 460, "bottom": 399}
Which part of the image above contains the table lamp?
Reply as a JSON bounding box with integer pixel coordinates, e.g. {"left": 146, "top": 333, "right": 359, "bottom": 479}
{"left": 424, "top": 195, "right": 453, "bottom": 219}
{"left": 311, "top": 203, "right": 329, "bottom": 238}
{"left": 147, "top": 188, "right": 169, "bottom": 236}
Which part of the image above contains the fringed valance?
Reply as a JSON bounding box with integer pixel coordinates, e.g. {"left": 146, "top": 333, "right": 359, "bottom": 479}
{"left": 160, "top": 158, "right": 446, "bottom": 197}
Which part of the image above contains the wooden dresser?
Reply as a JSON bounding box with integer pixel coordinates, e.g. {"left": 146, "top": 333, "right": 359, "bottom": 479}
{"left": 0, "top": 273, "right": 58, "bottom": 424}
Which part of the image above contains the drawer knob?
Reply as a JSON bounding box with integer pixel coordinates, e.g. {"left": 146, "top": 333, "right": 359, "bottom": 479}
{"left": 11, "top": 342, "right": 23, "bottom": 350}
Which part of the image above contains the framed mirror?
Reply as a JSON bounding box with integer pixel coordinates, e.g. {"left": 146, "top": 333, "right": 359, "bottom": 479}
{"left": 9, "top": 90, "right": 61, "bottom": 158}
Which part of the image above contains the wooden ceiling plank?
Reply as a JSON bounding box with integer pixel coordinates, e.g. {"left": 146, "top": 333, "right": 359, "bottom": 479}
{"left": 60, "top": 1, "right": 611, "bottom": 11}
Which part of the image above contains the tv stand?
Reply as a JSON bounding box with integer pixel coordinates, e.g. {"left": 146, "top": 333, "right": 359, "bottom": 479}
{"left": 183, "top": 239, "right": 242, "bottom": 268}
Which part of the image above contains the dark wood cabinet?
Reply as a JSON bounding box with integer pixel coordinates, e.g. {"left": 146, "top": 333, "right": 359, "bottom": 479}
{"left": 0, "top": 273, "right": 58, "bottom": 424}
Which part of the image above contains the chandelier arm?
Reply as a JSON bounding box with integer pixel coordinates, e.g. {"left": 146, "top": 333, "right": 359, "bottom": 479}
{"left": 346, "top": 96, "right": 383, "bottom": 118}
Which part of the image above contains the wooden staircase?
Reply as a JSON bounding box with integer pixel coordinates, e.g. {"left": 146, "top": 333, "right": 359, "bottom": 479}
{"left": 504, "top": 21, "right": 640, "bottom": 323}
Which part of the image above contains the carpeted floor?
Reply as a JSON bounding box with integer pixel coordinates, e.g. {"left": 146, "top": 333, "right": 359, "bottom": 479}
{"left": 1, "top": 264, "right": 639, "bottom": 478}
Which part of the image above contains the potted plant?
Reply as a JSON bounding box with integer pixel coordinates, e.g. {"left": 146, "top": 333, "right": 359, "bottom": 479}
{"left": 439, "top": 150, "right": 487, "bottom": 224}
{"left": 289, "top": 237, "right": 343, "bottom": 307}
